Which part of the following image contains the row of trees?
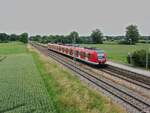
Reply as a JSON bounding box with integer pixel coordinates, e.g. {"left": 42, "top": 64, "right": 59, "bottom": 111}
{"left": 0, "top": 25, "right": 147, "bottom": 45}
{"left": 30, "top": 25, "right": 143, "bottom": 45}
{"left": 30, "top": 29, "right": 104, "bottom": 44}
{"left": 0, "top": 33, "right": 28, "bottom": 43}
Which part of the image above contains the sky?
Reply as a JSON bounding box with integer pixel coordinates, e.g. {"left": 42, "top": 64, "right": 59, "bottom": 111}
{"left": 0, "top": 0, "right": 149, "bottom": 36}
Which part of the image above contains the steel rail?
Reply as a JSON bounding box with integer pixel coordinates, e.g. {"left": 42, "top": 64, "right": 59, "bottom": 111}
{"left": 30, "top": 42, "right": 150, "bottom": 89}
{"left": 47, "top": 50, "right": 150, "bottom": 112}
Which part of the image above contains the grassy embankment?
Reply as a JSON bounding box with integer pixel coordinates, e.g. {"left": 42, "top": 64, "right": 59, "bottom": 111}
{"left": 0, "top": 42, "right": 126, "bottom": 113}
{"left": 81, "top": 42, "right": 150, "bottom": 64}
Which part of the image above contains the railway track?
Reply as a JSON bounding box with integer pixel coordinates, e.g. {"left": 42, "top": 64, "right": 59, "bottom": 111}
{"left": 31, "top": 42, "right": 150, "bottom": 113}
{"left": 105, "top": 65, "right": 150, "bottom": 86}
{"left": 31, "top": 42, "right": 150, "bottom": 90}
{"left": 101, "top": 68, "right": 150, "bottom": 90}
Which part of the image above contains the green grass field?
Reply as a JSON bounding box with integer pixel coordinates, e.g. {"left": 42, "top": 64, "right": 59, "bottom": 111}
{"left": 81, "top": 42, "right": 150, "bottom": 64}
{"left": 0, "top": 42, "right": 55, "bottom": 113}
{"left": 0, "top": 42, "right": 126, "bottom": 113}
{"left": 0, "top": 42, "right": 27, "bottom": 55}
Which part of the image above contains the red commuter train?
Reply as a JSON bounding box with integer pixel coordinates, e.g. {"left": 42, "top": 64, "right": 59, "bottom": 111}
{"left": 48, "top": 43, "right": 107, "bottom": 65}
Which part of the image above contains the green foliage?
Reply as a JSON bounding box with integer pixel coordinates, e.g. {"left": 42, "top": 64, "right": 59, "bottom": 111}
{"left": 30, "top": 35, "right": 67, "bottom": 44}
{"left": 106, "top": 36, "right": 125, "bottom": 41}
{"left": 140, "top": 36, "right": 150, "bottom": 40}
{"left": 0, "top": 33, "right": 29, "bottom": 43}
{"left": 29, "top": 30, "right": 103, "bottom": 44}
{"left": 28, "top": 28, "right": 149, "bottom": 45}
{"left": 77, "top": 36, "right": 92, "bottom": 44}
{"left": 0, "top": 33, "right": 9, "bottom": 43}
{"left": 118, "top": 40, "right": 129, "bottom": 45}
{"left": 125, "top": 25, "right": 140, "bottom": 44}
{"left": 138, "top": 40, "right": 150, "bottom": 43}
{"left": 30, "top": 35, "right": 41, "bottom": 42}
{"left": 91, "top": 29, "right": 103, "bottom": 44}
{"left": 69, "top": 31, "right": 79, "bottom": 43}
{"left": 127, "top": 49, "right": 150, "bottom": 68}
{"left": 9, "top": 34, "right": 19, "bottom": 41}
{"left": 19, "top": 33, "right": 28, "bottom": 43}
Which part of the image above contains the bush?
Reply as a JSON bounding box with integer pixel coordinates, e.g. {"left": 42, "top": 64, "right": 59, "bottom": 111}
{"left": 139, "top": 40, "right": 150, "bottom": 44}
{"left": 118, "top": 40, "right": 129, "bottom": 44}
{"left": 127, "top": 49, "right": 150, "bottom": 68}
{"left": 139, "top": 40, "right": 146, "bottom": 43}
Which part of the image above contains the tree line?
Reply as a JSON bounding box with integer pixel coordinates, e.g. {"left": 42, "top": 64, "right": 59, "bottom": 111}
{"left": 0, "top": 33, "right": 28, "bottom": 43}
{"left": 29, "top": 25, "right": 149, "bottom": 45}
{"left": 1, "top": 25, "right": 150, "bottom": 44}
{"left": 29, "top": 29, "right": 103, "bottom": 44}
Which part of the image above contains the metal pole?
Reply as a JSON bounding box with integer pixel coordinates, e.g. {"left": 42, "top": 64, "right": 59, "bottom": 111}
{"left": 129, "top": 39, "right": 132, "bottom": 65}
{"left": 73, "top": 34, "right": 76, "bottom": 71}
{"left": 146, "top": 37, "right": 149, "bottom": 69}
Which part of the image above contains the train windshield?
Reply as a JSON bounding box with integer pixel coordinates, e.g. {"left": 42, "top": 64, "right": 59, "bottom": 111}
{"left": 96, "top": 50, "right": 104, "bottom": 59}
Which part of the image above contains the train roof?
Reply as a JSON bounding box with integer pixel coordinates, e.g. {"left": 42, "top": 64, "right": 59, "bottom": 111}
{"left": 48, "top": 43, "right": 104, "bottom": 52}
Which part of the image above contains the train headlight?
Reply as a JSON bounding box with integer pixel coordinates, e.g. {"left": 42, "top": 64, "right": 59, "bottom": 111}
{"left": 100, "top": 54, "right": 105, "bottom": 59}
{"left": 102, "top": 54, "right": 105, "bottom": 58}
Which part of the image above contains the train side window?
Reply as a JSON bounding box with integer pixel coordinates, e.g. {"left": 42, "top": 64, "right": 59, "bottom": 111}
{"left": 65, "top": 48, "right": 67, "bottom": 52}
{"left": 67, "top": 48, "right": 69, "bottom": 52}
{"left": 74, "top": 50, "right": 78, "bottom": 57}
{"left": 70, "top": 49, "right": 73, "bottom": 55}
{"left": 83, "top": 52, "right": 86, "bottom": 57}
{"left": 76, "top": 51, "right": 79, "bottom": 56}
{"left": 87, "top": 53, "right": 91, "bottom": 58}
{"left": 66, "top": 48, "right": 68, "bottom": 52}
{"left": 80, "top": 51, "right": 82, "bottom": 56}
{"left": 80, "top": 51, "right": 83, "bottom": 57}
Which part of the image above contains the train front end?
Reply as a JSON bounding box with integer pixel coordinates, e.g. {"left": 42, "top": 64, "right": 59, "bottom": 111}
{"left": 96, "top": 49, "right": 107, "bottom": 64}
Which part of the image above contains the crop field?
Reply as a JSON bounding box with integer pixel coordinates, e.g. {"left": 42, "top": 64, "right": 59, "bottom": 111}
{"left": 0, "top": 42, "right": 126, "bottom": 113}
{"left": 0, "top": 42, "right": 27, "bottom": 55}
{"left": 81, "top": 43, "right": 150, "bottom": 64}
{"left": 0, "top": 42, "right": 55, "bottom": 113}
